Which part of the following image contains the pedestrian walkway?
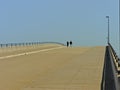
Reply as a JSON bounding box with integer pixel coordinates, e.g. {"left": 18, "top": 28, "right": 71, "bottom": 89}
{"left": 0, "top": 45, "right": 105, "bottom": 90}
{"left": 23, "top": 47, "right": 105, "bottom": 90}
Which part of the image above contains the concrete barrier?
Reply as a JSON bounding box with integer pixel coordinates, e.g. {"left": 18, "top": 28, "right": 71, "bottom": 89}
{"left": 101, "top": 45, "right": 120, "bottom": 90}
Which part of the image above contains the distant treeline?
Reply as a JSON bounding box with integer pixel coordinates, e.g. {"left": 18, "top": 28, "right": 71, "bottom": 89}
{"left": 0, "top": 42, "right": 65, "bottom": 48}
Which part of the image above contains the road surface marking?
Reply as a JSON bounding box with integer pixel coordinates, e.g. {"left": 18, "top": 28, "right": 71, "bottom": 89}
{"left": 0, "top": 46, "right": 64, "bottom": 60}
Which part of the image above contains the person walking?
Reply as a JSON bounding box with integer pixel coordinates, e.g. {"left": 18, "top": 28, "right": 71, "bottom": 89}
{"left": 67, "top": 41, "right": 69, "bottom": 47}
{"left": 70, "top": 41, "right": 72, "bottom": 47}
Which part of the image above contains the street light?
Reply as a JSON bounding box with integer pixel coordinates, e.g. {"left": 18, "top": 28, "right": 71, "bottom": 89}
{"left": 106, "top": 16, "right": 110, "bottom": 44}
{"left": 118, "top": 0, "right": 120, "bottom": 58}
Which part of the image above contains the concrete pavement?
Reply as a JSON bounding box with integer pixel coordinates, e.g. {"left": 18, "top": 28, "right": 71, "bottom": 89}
{"left": 0, "top": 45, "right": 105, "bottom": 90}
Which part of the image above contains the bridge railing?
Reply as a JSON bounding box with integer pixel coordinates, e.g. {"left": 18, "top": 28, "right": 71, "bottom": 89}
{"left": 101, "top": 44, "right": 120, "bottom": 90}
{"left": 108, "top": 43, "right": 120, "bottom": 73}
{"left": 107, "top": 43, "right": 120, "bottom": 90}
{"left": 0, "top": 42, "right": 65, "bottom": 53}
{"left": 0, "top": 42, "right": 65, "bottom": 48}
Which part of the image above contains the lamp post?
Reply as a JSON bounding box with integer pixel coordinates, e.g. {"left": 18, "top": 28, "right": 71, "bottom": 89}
{"left": 106, "top": 16, "right": 110, "bottom": 45}
{"left": 119, "top": 0, "right": 120, "bottom": 58}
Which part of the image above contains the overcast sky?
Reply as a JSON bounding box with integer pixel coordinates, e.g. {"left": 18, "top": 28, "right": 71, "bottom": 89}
{"left": 0, "top": 0, "right": 119, "bottom": 49}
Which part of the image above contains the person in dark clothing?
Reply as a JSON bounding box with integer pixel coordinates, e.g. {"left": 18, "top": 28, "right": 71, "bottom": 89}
{"left": 70, "top": 41, "right": 72, "bottom": 47}
{"left": 67, "top": 41, "right": 69, "bottom": 47}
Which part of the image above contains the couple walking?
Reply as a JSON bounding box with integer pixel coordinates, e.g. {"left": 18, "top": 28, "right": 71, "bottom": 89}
{"left": 67, "top": 41, "right": 72, "bottom": 47}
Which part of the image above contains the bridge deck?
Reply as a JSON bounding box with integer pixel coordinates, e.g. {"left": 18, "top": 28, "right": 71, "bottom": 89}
{"left": 0, "top": 45, "right": 105, "bottom": 90}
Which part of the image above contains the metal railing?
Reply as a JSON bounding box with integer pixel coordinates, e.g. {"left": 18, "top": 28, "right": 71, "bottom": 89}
{"left": 0, "top": 42, "right": 65, "bottom": 54}
{"left": 108, "top": 43, "right": 120, "bottom": 73}
{"left": 101, "top": 43, "right": 120, "bottom": 90}
{"left": 0, "top": 42, "right": 65, "bottom": 48}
